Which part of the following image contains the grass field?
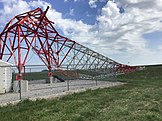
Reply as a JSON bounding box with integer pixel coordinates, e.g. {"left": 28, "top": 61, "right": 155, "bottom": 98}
{"left": 1, "top": 66, "right": 162, "bottom": 121}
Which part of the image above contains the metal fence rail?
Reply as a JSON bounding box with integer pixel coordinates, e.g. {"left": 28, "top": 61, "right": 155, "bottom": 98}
{"left": 0, "top": 64, "right": 119, "bottom": 104}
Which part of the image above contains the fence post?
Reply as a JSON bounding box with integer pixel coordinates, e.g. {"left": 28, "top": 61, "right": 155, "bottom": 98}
{"left": 30, "top": 68, "right": 31, "bottom": 81}
{"left": 95, "top": 79, "right": 98, "bottom": 86}
{"left": 19, "top": 80, "right": 22, "bottom": 100}
{"left": 67, "top": 80, "right": 69, "bottom": 91}
{"left": 67, "top": 65, "right": 70, "bottom": 91}
{"left": 114, "top": 65, "right": 117, "bottom": 82}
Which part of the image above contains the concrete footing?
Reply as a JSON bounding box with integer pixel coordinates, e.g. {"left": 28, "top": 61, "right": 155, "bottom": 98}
{"left": 13, "top": 80, "right": 28, "bottom": 93}
{"left": 46, "top": 76, "right": 53, "bottom": 84}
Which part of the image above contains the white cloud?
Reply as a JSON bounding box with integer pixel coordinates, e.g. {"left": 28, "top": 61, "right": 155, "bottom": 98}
{"left": 69, "top": 9, "right": 74, "bottom": 16}
{"left": 64, "top": 0, "right": 80, "bottom": 2}
{"left": 86, "top": 11, "right": 92, "bottom": 17}
{"left": 88, "top": 0, "right": 98, "bottom": 8}
{"left": 64, "top": 0, "right": 68, "bottom": 2}
{"left": 64, "top": 8, "right": 74, "bottom": 17}
{"left": 1, "top": 0, "right": 162, "bottom": 65}
{"left": 0, "top": 0, "right": 30, "bottom": 24}
{"left": 93, "top": 0, "right": 162, "bottom": 65}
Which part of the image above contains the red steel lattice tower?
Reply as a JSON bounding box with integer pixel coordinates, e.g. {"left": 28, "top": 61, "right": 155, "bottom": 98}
{"left": 0, "top": 7, "right": 75, "bottom": 80}
{"left": 0, "top": 7, "right": 138, "bottom": 81}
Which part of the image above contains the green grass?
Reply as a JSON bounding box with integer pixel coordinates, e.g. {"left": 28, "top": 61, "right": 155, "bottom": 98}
{"left": 13, "top": 69, "right": 115, "bottom": 81}
{"left": 25, "top": 72, "right": 48, "bottom": 80}
{"left": 1, "top": 66, "right": 162, "bottom": 121}
{"left": 12, "top": 72, "right": 48, "bottom": 81}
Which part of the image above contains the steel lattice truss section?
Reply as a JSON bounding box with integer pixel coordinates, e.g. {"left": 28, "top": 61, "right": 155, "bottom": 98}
{"left": 0, "top": 7, "right": 137, "bottom": 80}
{"left": 59, "top": 43, "right": 117, "bottom": 72}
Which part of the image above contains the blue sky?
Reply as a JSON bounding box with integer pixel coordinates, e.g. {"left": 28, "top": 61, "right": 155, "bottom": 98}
{"left": 0, "top": 0, "right": 162, "bottom": 66}
{"left": 41, "top": 0, "right": 108, "bottom": 25}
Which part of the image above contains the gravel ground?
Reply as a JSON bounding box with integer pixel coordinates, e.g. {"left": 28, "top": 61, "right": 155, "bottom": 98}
{"left": 0, "top": 80, "right": 124, "bottom": 106}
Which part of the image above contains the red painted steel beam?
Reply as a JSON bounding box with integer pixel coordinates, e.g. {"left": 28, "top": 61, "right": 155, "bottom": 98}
{"left": 0, "top": 6, "right": 137, "bottom": 81}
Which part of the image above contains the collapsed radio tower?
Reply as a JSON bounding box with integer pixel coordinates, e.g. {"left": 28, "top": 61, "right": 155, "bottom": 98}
{"left": 0, "top": 7, "right": 137, "bottom": 81}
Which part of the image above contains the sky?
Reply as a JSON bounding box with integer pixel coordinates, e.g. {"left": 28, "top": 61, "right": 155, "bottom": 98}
{"left": 0, "top": 0, "right": 162, "bottom": 66}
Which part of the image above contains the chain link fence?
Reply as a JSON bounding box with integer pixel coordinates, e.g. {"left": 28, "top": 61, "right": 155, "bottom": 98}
{"left": 0, "top": 64, "right": 120, "bottom": 105}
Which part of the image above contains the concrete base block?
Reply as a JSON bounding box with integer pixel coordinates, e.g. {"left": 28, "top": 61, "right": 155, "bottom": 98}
{"left": 13, "top": 80, "right": 28, "bottom": 93}
{"left": 0, "top": 88, "right": 5, "bottom": 94}
{"left": 46, "top": 76, "right": 53, "bottom": 84}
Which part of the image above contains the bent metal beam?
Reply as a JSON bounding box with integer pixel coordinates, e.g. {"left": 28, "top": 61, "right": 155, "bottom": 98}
{"left": 0, "top": 7, "right": 137, "bottom": 80}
